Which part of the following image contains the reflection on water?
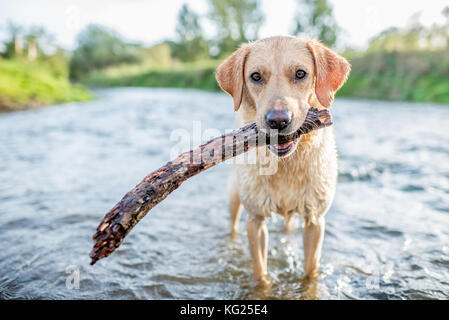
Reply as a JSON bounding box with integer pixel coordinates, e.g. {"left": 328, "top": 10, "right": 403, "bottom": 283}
{"left": 0, "top": 88, "right": 448, "bottom": 299}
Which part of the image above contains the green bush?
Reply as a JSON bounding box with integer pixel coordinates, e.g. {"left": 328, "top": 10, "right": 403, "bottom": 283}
{"left": 69, "top": 25, "right": 140, "bottom": 80}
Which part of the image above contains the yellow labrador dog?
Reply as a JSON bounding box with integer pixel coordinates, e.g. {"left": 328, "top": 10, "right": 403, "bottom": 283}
{"left": 215, "top": 36, "right": 350, "bottom": 284}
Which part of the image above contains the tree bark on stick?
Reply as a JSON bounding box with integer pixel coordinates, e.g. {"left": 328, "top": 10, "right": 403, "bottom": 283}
{"left": 90, "top": 108, "right": 332, "bottom": 265}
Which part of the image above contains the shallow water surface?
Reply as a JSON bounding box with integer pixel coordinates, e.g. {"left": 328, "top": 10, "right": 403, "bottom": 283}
{"left": 0, "top": 88, "right": 448, "bottom": 299}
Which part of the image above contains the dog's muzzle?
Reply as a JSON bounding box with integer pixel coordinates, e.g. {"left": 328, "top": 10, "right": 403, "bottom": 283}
{"left": 268, "top": 139, "right": 298, "bottom": 157}
{"left": 264, "top": 109, "right": 292, "bottom": 131}
{"left": 265, "top": 108, "right": 298, "bottom": 157}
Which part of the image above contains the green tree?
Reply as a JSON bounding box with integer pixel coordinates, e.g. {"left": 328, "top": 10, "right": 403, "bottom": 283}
{"left": 24, "top": 26, "right": 53, "bottom": 60}
{"left": 208, "top": 0, "right": 264, "bottom": 56}
{"left": 171, "top": 4, "right": 209, "bottom": 62}
{"left": 4, "top": 22, "right": 24, "bottom": 58}
{"left": 69, "top": 24, "right": 140, "bottom": 80}
{"left": 2, "top": 23, "right": 56, "bottom": 60}
{"left": 442, "top": 6, "right": 449, "bottom": 49}
{"left": 292, "top": 0, "right": 339, "bottom": 48}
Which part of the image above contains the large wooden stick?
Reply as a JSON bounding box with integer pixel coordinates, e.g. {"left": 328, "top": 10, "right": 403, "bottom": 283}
{"left": 90, "top": 108, "right": 332, "bottom": 265}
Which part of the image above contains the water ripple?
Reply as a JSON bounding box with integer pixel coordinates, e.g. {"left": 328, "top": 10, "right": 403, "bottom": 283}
{"left": 0, "top": 89, "right": 448, "bottom": 299}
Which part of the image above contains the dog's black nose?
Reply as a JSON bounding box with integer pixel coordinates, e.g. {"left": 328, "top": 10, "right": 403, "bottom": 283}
{"left": 265, "top": 109, "right": 292, "bottom": 130}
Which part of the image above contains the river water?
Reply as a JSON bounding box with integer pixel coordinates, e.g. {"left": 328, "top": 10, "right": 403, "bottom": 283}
{"left": 0, "top": 88, "right": 448, "bottom": 299}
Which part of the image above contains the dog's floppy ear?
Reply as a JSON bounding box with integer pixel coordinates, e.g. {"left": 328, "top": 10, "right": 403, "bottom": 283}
{"left": 307, "top": 40, "right": 350, "bottom": 108}
{"left": 215, "top": 44, "right": 250, "bottom": 111}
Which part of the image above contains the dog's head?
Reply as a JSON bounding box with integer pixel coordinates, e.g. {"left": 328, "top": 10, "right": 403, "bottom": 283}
{"left": 216, "top": 36, "right": 350, "bottom": 157}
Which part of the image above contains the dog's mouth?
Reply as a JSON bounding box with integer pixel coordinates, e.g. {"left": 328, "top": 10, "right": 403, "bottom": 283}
{"left": 268, "top": 138, "right": 298, "bottom": 157}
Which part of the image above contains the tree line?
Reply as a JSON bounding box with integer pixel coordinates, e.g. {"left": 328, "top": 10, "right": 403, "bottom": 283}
{"left": 0, "top": 0, "right": 338, "bottom": 79}
{"left": 2, "top": 1, "right": 448, "bottom": 83}
{"left": 171, "top": 0, "right": 338, "bottom": 61}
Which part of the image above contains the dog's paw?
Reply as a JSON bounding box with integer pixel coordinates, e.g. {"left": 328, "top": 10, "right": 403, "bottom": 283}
{"left": 301, "top": 268, "right": 320, "bottom": 282}
{"left": 255, "top": 275, "right": 271, "bottom": 288}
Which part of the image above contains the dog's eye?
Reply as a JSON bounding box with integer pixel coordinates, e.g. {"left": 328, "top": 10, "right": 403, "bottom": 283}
{"left": 250, "top": 72, "right": 262, "bottom": 82}
{"left": 295, "top": 69, "right": 307, "bottom": 80}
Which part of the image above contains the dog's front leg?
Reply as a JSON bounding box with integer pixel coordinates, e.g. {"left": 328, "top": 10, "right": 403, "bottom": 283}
{"left": 246, "top": 214, "right": 269, "bottom": 284}
{"left": 302, "top": 216, "right": 325, "bottom": 279}
{"left": 229, "top": 187, "right": 243, "bottom": 233}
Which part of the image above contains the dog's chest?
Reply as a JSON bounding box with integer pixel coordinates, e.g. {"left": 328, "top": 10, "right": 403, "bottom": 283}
{"left": 236, "top": 129, "right": 338, "bottom": 220}
{"left": 267, "top": 148, "right": 332, "bottom": 216}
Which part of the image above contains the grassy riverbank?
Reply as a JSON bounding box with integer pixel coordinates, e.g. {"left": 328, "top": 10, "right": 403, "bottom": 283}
{"left": 338, "top": 50, "right": 449, "bottom": 104}
{"left": 81, "top": 59, "right": 220, "bottom": 91}
{"left": 2, "top": 50, "right": 448, "bottom": 112}
{"left": 0, "top": 58, "right": 91, "bottom": 112}
{"left": 83, "top": 66, "right": 219, "bottom": 91}
{"left": 81, "top": 49, "right": 449, "bottom": 105}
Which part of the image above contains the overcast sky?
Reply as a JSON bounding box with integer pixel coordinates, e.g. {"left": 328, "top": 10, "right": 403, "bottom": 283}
{"left": 0, "top": 0, "right": 448, "bottom": 50}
